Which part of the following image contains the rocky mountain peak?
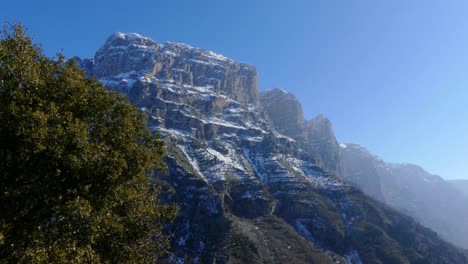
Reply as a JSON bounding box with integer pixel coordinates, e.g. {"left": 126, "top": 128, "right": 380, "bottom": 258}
{"left": 93, "top": 32, "right": 160, "bottom": 78}
{"left": 303, "top": 115, "right": 343, "bottom": 177}
{"left": 92, "top": 32, "right": 259, "bottom": 106}
{"left": 306, "top": 114, "right": 333, "bottom": 133}
{"left": 259, "top": 88, "right": 343, "bottom": 177}
{"left": 304, "top": 114, "right": 339, "bottom": 149}
{"left": 70, "top": 33, "right": 468, "bottom": 263}
{"left": 259, "top": 88, "right": 304, "bottom": 138}
{"left": 340, "top": 142, "right": 378, "bottom": 158}
{"left": 109, "top": 32, "right": 157, "bottom": 46}
{"left": 340, "top": 142, "right": 386, "bottom": 201}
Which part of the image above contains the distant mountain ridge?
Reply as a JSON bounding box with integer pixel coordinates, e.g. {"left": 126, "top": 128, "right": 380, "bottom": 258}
{"left": 448, "top": 179, "right": 468, "bottom": 197}
{"left": 74, "top": 32, "right": 468, "bottom": 263}
{"left": 340, "top": 142, "right": 468, "bottom": 249}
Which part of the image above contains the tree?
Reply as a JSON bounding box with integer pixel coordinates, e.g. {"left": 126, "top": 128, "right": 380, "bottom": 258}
{"left": 0, "top": 23, "right": 176, "bottom": 263}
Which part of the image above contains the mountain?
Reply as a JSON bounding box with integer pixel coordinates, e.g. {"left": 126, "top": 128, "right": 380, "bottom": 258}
{"left": 448, "top": 179, "right": 468, "bottom": 197}
{"left": 259, "top": 89, "right": 343, "bottom": 178}
{"left": 341, "top": 143, "right": 468, "bottom": 249}
{"left": 339, "top": 144, "right": 385, "bottom": 202}
{"left": 76, "top": 32, "right": 468, "bottom": 263}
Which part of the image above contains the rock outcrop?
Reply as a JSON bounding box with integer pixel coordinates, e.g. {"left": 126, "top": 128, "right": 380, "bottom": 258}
{"left": 93, "top": 33, "right": 258, "bottom": 106}
{"left": 260, "top": 88, "right": 304, "bottom": 138}
{"left": 303, "top": 115, "right": 343, "bottom": 178}
{"left": 260, "top": 89, "right": 343, "bottom": 177}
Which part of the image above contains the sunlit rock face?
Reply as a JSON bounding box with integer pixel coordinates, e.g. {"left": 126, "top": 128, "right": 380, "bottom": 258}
{"left": 93, "top": 32, "right": 258, "bottom": 106}
{"left": 74, "top": 32, "right": 468, "bottom": 264}
{"left": 260, "top": 89, "right": 343, "bottom": 177}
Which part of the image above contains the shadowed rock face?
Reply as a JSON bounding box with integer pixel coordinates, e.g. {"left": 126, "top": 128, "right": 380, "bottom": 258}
{"left": 340, "top": 143, "right": 385, "bottom": 201}
{"left": 75, "top": 32, "right": 468, "bottom": 264}
{"left": 93, "top": 32, "right": 258, "bottom": 106}
{"left": 260, "top": 88, "right": 304, "bottom": 138}
{"left": 303, "top": 115, "right": 343, "bottom": 178}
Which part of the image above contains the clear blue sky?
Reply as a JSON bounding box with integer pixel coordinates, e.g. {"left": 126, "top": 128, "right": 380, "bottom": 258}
{"left": 2, "top": 0, "right": 467, "bottom": 180}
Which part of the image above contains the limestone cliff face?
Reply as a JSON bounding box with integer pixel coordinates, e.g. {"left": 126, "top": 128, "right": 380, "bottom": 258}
{"left": 260, "top": 89, "right": 343, "bottom": 177}
{"left": 93, "top": 33, "right": 258, "bottom": 106}
{"left": 259, "top": 88, "right": 304, "bottom": 138}
{"left": 303, "top": 115, "right": 343, "bottom": 178}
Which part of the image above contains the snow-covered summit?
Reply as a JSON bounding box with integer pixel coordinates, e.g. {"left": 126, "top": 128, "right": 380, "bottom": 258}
{"left": 92, "top": 32, "right": 259, "bottom": 106}
{"left": 263, "top": 87, "right": 290, "bottom": 94}
{"left": 112, "top": 32, "right": 153, "bottom": 42}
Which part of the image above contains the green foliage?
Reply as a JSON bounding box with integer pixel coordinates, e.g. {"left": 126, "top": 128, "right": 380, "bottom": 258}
{"left": 0, "top": 23, "right": 176, "bottom": 263}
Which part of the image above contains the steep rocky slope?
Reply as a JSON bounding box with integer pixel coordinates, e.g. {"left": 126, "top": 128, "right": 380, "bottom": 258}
{"left": 259, "top": 89, "right": 343, "bottom": 178}
{"left": 341, "top": 143, "right": 468, "bottom": 249}
{"left": 76, "top": 32, "right": 467, "bottom": 263}
{"left": 339, "top": 144, "right": 385, "bottom": 201}
{"left": 259, "top": 88, "right": 304, "bottom": 138}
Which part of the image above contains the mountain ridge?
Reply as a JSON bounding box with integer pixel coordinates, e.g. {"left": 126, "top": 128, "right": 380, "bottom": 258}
{"left": 340, "top": 142, "right": 468, "bottom": 249}
{"left": 74, "top": 32, "right": 468, "bottom": 263}
{"left": 449, "top": 179, "right": 468, "bottom": 197}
